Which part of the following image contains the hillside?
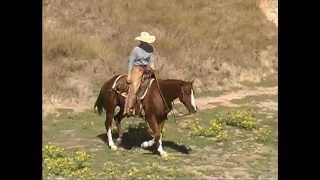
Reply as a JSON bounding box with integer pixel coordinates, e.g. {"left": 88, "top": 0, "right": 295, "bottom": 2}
{"left": 43, "top": 0, "right": 277, "bottom": 113}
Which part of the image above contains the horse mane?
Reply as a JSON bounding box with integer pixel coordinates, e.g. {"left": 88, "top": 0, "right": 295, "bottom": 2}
{"left": 159, "top": 79, "right": 188, "bottom": 85}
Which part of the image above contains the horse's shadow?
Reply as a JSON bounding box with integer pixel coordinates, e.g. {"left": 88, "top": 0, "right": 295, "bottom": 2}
{"left": 96, "top": 127, "right": 191, "bottom": 154}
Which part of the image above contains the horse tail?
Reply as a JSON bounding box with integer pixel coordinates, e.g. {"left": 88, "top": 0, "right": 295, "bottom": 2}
{"left": 94, "top": 89, "right": 104, "bottom": 115}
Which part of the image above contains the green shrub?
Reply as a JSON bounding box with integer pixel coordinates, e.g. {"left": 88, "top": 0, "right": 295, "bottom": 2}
{"left": 224, "top": 110, "right": 257, "bottom": 130}
{"left": 190, "top": 119, "right": 228, "bottom": 141}
{"left": 189, "top": 110, "right": 257, "bottom": 141}
{"left": 43, "top": 144, "right": 95, "bottom": 180}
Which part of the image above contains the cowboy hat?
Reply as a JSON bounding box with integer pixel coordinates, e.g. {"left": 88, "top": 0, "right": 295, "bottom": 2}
{"left": 135, "top": 32, "right": 156, "bottom": 44}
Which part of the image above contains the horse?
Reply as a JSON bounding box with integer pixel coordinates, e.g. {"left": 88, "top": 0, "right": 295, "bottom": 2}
{"left": 94, "top": 74, "right": 197, "bottom": 157}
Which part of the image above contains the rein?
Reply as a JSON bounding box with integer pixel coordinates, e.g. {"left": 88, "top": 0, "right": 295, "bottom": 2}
{"left": 171, "top": 100, "right": 177, "bottom": 124}
{"left": 153, "top": 74, "right": 177, "bottom": 123}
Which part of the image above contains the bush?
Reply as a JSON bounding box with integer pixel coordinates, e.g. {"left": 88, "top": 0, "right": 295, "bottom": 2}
{"left": 43, "top": 144, "right": 96, "bottom": 180}
{"left": 190, "top": 119, "right": 228, "bottom": 141}
{"left": 189, "top": 110, "right": 257, "bottom": 141}
{"left": 223, "top": 110, "right": 257, "bottom": 130}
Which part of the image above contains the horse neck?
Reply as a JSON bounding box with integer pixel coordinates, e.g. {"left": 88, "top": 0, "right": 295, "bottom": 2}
{"left": 160, "top": 80, "right": 181, "bottom": 103}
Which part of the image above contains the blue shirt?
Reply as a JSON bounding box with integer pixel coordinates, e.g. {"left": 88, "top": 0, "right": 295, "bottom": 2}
{"left": 128, "top": 47, "right": 155, "bottom": 72}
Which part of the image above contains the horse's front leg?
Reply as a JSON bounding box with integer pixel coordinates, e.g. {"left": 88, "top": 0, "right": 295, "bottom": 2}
{"left": 156, "top": 129, "right": 167, "bottom": 158}
{"left": 141, "top": 120, "right": 155, "bottom": 148}
{"left": 160, "top": 120, "right": 165, "bottom": 133}
{"left": 142, "top": 116, "right": 168, "bottom": 157}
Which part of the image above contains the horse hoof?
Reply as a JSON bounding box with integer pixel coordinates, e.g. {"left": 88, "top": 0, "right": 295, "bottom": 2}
{"left": 110, "top": 145, "right": 118, "bottom": 151}
{"left": 160, "top": 151, "right": 168, "bottom": 158}
{"left": 116, "top": 138, "right": 122, "bottom": 145}
{"left": 141, "top": 141, "right": 149, "bottom": 148}
{"left": 114, "top": 106, "right": 120, "bottom": 114}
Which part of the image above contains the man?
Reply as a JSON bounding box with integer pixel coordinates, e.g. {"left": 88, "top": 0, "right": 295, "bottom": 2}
{"left": 124, "top": 32, "right": 156, "bottom": 116}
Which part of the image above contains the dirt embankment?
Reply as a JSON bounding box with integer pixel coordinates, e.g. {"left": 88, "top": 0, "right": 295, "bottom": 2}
{"left": 259, "top": 0, "right": 278, "bottom": 27}
{"left": 43, "top": 0, "right": 278, "bottom": 115}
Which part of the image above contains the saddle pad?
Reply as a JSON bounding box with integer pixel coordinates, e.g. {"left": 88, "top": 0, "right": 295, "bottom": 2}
{"left": 112, "top": 74, "right": 126, "bottom": 89}
{"left": 111, "top": 74, "right": 154, "bottom": 100}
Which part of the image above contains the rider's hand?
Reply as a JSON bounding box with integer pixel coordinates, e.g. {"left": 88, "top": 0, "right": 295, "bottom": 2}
{"left": 126, "top": 77, "right": 132, "bottom": 84}
{"left": 153, "top": 69, "right": 158, "bottom": 76}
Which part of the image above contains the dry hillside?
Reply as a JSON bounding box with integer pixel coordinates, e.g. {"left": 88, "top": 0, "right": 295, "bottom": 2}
{"left": 43, "top": 0, "right": 277, "bottom": 113}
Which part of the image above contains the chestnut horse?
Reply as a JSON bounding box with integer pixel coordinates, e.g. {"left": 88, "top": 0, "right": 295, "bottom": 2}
{"left": 94, "top": 75, "right": 197, "bottom": 157}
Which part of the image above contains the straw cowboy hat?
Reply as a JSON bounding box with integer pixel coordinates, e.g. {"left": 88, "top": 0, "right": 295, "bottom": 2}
{"left": 135, "top": 32, "right": 156, "bottom": 44}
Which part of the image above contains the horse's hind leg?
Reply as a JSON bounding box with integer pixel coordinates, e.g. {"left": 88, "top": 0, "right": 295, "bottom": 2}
{"left": 105, "top": 110, "right": 117, "bottom": 150}
{"left": 114, "top": 104, "right": 124, "bottom": 145}
{"left": 105, "top": 94, "right": 118, "bottom": 150}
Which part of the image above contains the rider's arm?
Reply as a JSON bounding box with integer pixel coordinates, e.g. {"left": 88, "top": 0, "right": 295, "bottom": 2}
{"left": 128, "top": 48, "right": 137, "bottom": 80}
{"left": 149, "top": 54, "right": 155, "bottom": 70}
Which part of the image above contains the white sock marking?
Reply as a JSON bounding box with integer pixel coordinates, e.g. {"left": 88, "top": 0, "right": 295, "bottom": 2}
{"left": 141, "top": 138, "right": 155, "bottom": 148}
{"left": 190, "top": 89, "right": 197, "bottom": 111}
{"left": 157, "top": 135, "right": 167, "bottom": 156}
{"left": 107, "top": 128, "right": 116, "bottom": 149}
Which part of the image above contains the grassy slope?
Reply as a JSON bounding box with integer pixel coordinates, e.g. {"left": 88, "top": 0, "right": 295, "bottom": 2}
{"left": 43, "top": 0, "right": 277, "bottom": 101}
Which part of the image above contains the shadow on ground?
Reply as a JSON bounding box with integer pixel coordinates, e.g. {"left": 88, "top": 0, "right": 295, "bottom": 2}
{"left": 96, "top": 126, "right": 191, "bottom": 154}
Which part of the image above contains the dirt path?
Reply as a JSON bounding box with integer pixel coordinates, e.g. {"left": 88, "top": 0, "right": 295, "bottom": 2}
{"left": 43, "top": 86, "right": 277, "bottom": 117}
{"left": 172, "top": 86, "right": 277, "bottom": 113}
{"left": 170, "top": 86, "right": 278, "bottom": 115}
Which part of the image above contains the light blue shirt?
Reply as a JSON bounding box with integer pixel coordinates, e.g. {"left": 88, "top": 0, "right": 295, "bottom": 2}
{"left": 128, "top": 47, "right": 155, "bottom": 72}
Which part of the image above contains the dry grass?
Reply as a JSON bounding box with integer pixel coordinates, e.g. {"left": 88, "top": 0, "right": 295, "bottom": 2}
{"left": 43, "top": 0, "right": 277, "bottom": 106}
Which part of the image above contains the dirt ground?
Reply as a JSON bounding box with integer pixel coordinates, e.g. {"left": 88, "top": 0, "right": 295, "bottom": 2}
{"left": 43, "top": 85, "right": 277, "bottom": 117}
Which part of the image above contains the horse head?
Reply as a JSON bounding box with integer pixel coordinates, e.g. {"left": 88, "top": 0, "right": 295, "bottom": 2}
{"left": 179, "top": 80, "right": 197, "bottom": 113}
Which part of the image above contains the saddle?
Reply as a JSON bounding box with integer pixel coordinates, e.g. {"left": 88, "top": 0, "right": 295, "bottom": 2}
{"left": 137, "top": 68, "right": 155, "bottom": 99}
{"left": 112, "top": 69, "right": 156, "bottom": 116}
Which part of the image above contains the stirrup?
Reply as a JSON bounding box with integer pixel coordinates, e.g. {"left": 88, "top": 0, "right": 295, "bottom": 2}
{"left": 123, "top": 108, "right": 134, "bottom": 117}
{"left": 129, "top": 108, "right": 135, "bottom": 115}
{"left": 121, "top": 92, "right": 128, "bottom": 97}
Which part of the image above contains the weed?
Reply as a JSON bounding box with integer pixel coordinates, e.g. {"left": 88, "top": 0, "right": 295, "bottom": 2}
{"left": 189, "top": 110, "right": 257, "bottom": 141}
{"left": 190, "top": 119, "right": 228, "bottom": 141}
{"left": 43, "top": 144, "right": 96, "bottom": 180}
{"left": 100, "top": 162, "right": 122, "bottom": 179}
{"left": 223, "top": 110, "right": 257, "bottom": 130}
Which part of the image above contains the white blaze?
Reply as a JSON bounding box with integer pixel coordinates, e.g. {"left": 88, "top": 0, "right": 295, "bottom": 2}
{"left": 190, "top": 89, "right": 197, "bottom": 110}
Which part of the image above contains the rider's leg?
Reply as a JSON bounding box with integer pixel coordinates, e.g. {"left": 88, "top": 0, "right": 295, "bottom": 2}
{"left": 126, "top": 66, "right": 143, "bottom": 114}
